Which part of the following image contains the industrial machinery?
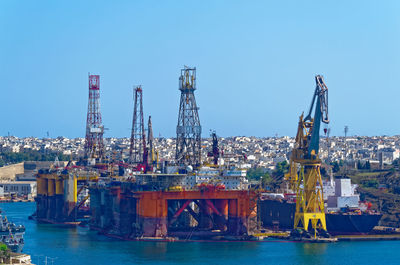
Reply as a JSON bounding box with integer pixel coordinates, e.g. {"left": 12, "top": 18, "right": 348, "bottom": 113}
{"left": 286, "top": 75, "right": 329, "bottom": 238}
{"left": 84, "top": 74, "right": 105, "bottom": 163}
{"left": 129, "top": 86, "right": 149, "bottom": 172}
{"left": 207, "top": 131, "right": 221, "bottom": 166}
{"left": 34, "top": 69, "right": 259, "bottom": 241}
{"left": 176, "top": 66, "right": 202, "bottom": 167}
{"left": 147, "top": 116, "right": 158, "bottom": 169}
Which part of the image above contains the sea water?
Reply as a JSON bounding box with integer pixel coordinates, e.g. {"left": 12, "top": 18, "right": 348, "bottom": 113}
{"left": 2, "top": 202, "right": 399, "bottom": 265}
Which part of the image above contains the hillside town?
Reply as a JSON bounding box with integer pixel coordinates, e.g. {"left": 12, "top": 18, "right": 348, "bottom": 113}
{"left": 0, "top": 135, "right": 399, "bottom": 169}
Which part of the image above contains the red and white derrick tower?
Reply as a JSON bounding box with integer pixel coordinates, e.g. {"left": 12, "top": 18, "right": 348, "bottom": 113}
{"left": 129, "top": 86, "right": 147, "bottom": 169}
{"left": 84, "top": 74, "right": 104, "bottom": 162}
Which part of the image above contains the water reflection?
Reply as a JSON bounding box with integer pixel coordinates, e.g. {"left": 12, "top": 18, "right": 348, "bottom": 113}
{"left": 295, "top": 242, "right": 328, "bottom": 265}
{"left": 3, "top": 203, "right": 400, "bottom": 265}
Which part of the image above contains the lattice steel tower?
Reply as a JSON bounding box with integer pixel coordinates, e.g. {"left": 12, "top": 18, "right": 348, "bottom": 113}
{"left": 84, "top": 74, "right": 104, "bottom": 161}
{"left": 176, "top": 66, "right": 201, "bottom": 166}
{"left": 129, "top": 86, "right": 146, "bottom": 164}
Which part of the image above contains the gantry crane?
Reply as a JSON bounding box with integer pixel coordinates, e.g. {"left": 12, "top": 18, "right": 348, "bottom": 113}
{"left": 286, "top": 75, "right": 329, "bottom": 237}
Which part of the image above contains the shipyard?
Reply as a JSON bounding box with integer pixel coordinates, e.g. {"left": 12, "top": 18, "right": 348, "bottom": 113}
{"left": 32, "top": 68, "right": 261, "bottom": 241}
{"left": 24, "top": 69, "right": 390, "bottom": 244}
{"left": 0, "top": 63, "right": 400, "bottom": 264}
{"left": 2, "top": 1, "right": 400, "bottom": 264}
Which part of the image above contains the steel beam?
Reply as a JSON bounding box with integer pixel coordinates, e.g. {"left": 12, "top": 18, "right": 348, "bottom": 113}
{"left": 169, "top": 200, "right": 192, "bottom": 225}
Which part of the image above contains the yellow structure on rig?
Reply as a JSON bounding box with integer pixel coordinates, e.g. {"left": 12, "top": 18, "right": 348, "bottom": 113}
{"left": 36, "top": 169, "right": 99, "bottom": 223}
{"left": 286, "top": 75, "right": 329, "bottom": 236}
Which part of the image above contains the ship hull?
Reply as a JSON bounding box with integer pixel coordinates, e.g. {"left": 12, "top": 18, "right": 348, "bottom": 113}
{"left": 258, "top": 199, "right": 382, "bottom": 234}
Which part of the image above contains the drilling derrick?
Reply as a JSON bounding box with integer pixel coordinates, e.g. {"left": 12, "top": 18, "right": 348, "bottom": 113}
{"left": 84, "top": 74, "right": 104, "bottom": 162}
{"left": 287, "top": 75, "right": 329, "bottom": 238}
{"left": 176, "top": 67, "right": 201, "bottom": 167}
{"left": 129, "top": 86, "right": 147, "bottom": 170}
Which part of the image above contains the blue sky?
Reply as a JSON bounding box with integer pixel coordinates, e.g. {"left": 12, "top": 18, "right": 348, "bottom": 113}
{"left": 0, "top": 0, "right": 399, "bottom": 138}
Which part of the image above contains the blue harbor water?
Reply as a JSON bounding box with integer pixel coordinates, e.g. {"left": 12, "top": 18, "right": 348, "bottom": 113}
{"left": 2, "top": 202, "right": 400, "bottom": 265}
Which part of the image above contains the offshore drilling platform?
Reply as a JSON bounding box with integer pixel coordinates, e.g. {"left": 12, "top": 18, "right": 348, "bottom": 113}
{"left": 32, "top": 71, "right": 380, "bottom": 241}
{"left": 33, "top": 67, "right": 257, "bottom": 240}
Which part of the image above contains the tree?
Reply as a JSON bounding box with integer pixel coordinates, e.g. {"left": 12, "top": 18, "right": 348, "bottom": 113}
{"left": 246, "top": 167, "right": 268, "bottom": 181}
{"left": 0, "top": 150, "right": 71, "bottom": 166}
{"left": 273, "top": 160, "right": 289, "bottom": 177}
{"left": 320, "top": 167, "right": 327, "bottom": 176}
{"left": 362, "top": 179, "right": 378, "bottom": 188}
{"left": 365, "top": 160, "right": 371, "bottom": 170}
{"left": 0, "top": 243, "right": 10, "bottom": 263}
{"left": 261, "top": 172, "right": 273, "bottom": 187}
{"left": 332, "top": 161, "right": 340, "bottom": 173}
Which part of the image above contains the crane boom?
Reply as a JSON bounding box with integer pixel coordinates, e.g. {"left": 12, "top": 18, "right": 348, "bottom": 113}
{"left": 306, "top": 75, "right": 329, "bottom": 157}
{"left": 286, "top": 75, "right": 330, "bottom": 238}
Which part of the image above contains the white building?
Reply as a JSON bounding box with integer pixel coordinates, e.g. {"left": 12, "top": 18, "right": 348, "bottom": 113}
{"left": 326, "top": 179, "right": 359, "bottom": 210}
{"left": 0, "top": 181, "right": 37, "bottom": 197}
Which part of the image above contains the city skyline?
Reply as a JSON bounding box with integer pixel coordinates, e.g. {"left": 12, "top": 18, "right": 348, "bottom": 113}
{"left": 1, "top": 1, "right": 399, "bottom": 138}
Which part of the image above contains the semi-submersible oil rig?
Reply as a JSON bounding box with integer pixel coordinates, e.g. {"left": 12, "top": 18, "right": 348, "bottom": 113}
{"left": 33, "top": 67, "right": 258, "bottom": 240}
{"left": 33, "top": 69, "right": 378, "bottom": 241}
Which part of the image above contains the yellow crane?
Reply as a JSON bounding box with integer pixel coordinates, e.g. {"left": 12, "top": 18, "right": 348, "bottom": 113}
{"left": 286, "top": 75, "right": 329, "bottom": 238}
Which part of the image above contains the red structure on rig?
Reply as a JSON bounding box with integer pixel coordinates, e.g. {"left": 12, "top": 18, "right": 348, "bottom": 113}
{"left": 129, "top": 86, "right": 148, "bottom": 171}
{"left": 84, "top": 74, "right": 104, "bottom": 163}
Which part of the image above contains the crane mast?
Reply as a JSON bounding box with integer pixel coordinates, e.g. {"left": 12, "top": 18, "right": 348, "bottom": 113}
{"left": 286, "top": 75, "right": 329, "bottom": 237}
{"left": 147, "top": 115, "right": 158, "bottom": 170}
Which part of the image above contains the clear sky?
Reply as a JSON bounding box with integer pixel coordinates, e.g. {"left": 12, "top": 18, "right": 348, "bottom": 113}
{"left": 0, "top": 0, "right": 399, "bottom": 138}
